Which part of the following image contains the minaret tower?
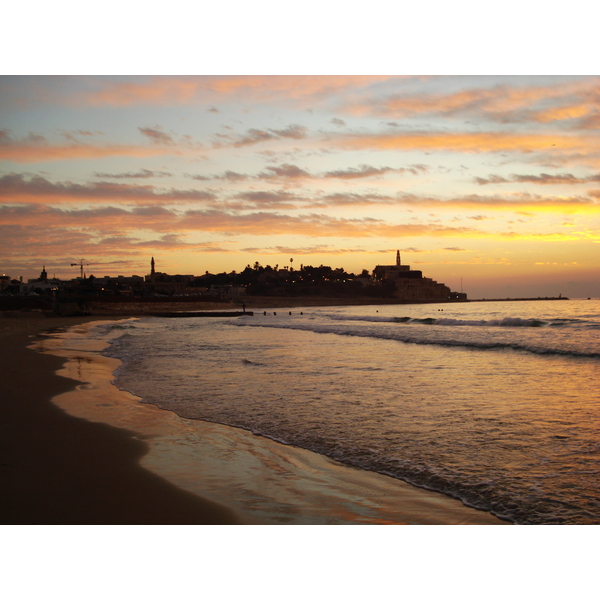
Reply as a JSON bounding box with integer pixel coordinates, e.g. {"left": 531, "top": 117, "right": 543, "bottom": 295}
{"left": 396, "top": 250, "right": 401, "bottom": 266}
{"left": 150, "top": 257, "right": 156, "bottom": 282}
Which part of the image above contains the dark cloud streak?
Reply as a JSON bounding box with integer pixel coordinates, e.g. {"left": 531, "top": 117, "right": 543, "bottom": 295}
{"left": 139, "top": 127, "right": 174, "bottom": 144}
{"left": 94, "top": 169, "right": 172, "bottom": 179}
{"left": 0, "top": 173, "right": 216, "bottom": 203}
{"left": 475, "top": 173, "right": 600, "bottom": 185}
{"left": 322, "top": 164, "right": 430, "bottom": 179}
{"left": 232, "top": 124, "right": 308, "bottom": 147}
{"left": 259, "top": 164, "right": 310, "bottom": 179}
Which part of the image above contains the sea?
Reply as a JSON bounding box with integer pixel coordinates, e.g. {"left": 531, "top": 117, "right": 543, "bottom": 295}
{"left": 55, "top": 298, "right": 600, "bottom": 524}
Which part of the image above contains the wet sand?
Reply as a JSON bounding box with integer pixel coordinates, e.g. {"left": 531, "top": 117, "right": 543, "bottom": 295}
{"left": 1, "top": 310, "right": 507, "bottom": 525}
{"left": 0, "top": 313, "right": 240, "bottom": 524}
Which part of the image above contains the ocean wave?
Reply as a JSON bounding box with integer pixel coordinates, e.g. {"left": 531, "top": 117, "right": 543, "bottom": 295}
{"left": 96, "top": 319, "right": 139, "bottom": 331}
{"left": 242, "top": 358, "right": 266, "bottom": 366}
{"left": 373, "top": 334, "right": 600, "bottom": 359}
{"left": 332, "top": 314, "right": 551, "bottom": 327}
{"left": 430, "top": 317, "right": 548, "bottom": 327}
{"left": 236, "top": 319, "right": 600, "bottom": 360}
{"left": 98, "top": 311, "right": 600, "bottom": 524}
{"left": 329, "top": 313, "right": 600, "bottom": 330}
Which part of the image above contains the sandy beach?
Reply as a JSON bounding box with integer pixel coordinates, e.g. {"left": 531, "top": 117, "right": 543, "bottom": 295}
{"left": 0, "top": 311, "right": 240, "bottom": 524}
{"left": 1, "top": 306, "right": 507, "bottom": 525}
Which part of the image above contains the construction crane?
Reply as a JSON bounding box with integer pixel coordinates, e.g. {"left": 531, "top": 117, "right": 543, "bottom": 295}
{"left": 71, "top": 259, "right": 91, "bottom": 279}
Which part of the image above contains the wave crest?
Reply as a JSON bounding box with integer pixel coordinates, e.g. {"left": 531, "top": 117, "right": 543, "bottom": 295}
{"left": 333, "top": 314, "right": 550, "bottom": 327}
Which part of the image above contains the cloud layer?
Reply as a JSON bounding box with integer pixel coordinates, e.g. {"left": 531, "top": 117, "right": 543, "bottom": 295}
{"left": 1, "top": 75, "right": 599, "bottom": 294}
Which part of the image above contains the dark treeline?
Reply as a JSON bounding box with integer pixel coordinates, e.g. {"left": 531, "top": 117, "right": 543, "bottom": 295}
{"left": 193, "top": 263, "right": 394, "bottom": 299}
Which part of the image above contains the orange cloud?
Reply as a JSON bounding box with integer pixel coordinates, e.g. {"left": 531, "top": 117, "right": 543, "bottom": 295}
{"left": 501, "top": 230, "right": 600, "bottom": 242}
{"left": 535, "top": 104, "right": 594, "bottom": 123}
{"left": 238, "top": 244, "right": 372, "bottom": 256}
{"left": 178, "top": 210, "right": 480, "bottom": 239}
{"left": 0, "top": 204, "right": 487, "bottom": 267}
{"left": 0, "top": 204, "right": 180, "bottom": 234}
{"left": 343, "top": 77, "right": 600, "bottom": 124}
{"left": 2, "top": 199, "right": 597, "bottom": 279}
{"left": 0, "top": 222, "right": 226, "bottom": 270}
{"left": 72, "top": 75, "right": 400, "bottom": 109}
{"left": 0, "top": 142, "right": 175, "bottom": 163}
{"left": 333, "top": 131, "right": 597, "bottom": 154}
{"left": 4, "top": 173, "right": 599, "bottom": 216}
{"left": 393, "top": 192, "right": 600, "bottom": 214}
{"left": 308, "top": 190, "right": 599, "bottom": 214}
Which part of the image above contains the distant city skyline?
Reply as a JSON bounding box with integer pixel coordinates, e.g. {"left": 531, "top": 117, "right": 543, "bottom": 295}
{"left": 2, "top": 75, "right": 599, "bottom": 299}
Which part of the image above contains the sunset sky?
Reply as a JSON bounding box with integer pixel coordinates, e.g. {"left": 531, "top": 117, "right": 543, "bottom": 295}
{"left": 1, "top": 74, "right": 599, "bottom": 298}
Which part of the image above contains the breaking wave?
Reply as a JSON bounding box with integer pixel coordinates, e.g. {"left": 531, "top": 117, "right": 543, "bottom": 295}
{"left": 236, "top": 319, "right": 600, "bottom": 360}
{"left": 331, "top": 314, "right": 556, "bottom": 327}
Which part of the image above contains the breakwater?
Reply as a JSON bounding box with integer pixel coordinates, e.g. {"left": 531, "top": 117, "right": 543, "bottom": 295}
{"left": 469, "top": 296, "right": 569, "bottom": 302}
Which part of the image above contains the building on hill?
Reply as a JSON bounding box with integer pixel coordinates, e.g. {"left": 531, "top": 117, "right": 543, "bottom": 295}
{"left": 27, "top": 265, "right": 49, "bottom": 283}
{"left": 94, "top": 275, "right": 144, "bottom": 295}
{"left": 144, "top": 256, "right": 194, "bottom": 294}
{"left": 373, "top": 251, "right": 467, "bottom": 302}
{"left": 21, "top": 265, "right": 62, "bottom": 294}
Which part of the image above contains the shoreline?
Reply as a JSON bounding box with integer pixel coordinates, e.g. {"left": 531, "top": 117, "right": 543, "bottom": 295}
{"left": 1, "top": 310, "right": 507, "bottom": 525}
{"left": 0, "top": 313, "right": 240, "bottom": 524}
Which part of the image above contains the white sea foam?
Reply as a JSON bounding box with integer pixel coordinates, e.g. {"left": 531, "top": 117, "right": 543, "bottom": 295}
{"left": 331, "top": 313, "right": 574, "bottom": 328}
